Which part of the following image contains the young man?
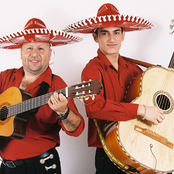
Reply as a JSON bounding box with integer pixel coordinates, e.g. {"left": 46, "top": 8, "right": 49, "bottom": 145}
{"left": 0, "top": 18, "right": 84, "bottom": 174}
{"left": 64, "top": 3, "right": 167, "bottom": 174}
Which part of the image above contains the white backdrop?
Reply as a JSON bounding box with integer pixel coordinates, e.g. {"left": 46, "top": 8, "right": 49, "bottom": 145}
{"left": 0, "top": 0, "right": 173, "bottom": 174}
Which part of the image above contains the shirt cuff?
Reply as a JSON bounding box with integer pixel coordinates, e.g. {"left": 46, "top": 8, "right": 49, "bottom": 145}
{"left": 125, "top": 103, "right": 139, "bottom": 120}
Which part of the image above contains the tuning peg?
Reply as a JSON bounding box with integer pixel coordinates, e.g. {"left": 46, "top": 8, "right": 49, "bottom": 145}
{"left": 75, "top": 96, "right": 83, "bottom": 101}
{"left": 170, "top": 19, "right": 174, "bottom": 34}
{"left": 84, "top": 96, "right": 89, "bottom": 100}
{"left": 92, "top": 94, "right": 95, "bottom": 100}
{"left": 88, "top": 90, "right": 92, "bottom": 94}
{"left": 170, "top": 24, "right": 174, "bottom": 30}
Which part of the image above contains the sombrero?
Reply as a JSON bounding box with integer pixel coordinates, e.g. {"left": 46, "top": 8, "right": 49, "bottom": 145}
{"left": 0, "top": 18, "right": 83, "bottom": 49}
{"left": 63, "top": 3, "right": 154, "bottom": 33}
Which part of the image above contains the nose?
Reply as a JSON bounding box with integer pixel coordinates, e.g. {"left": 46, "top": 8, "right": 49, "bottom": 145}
{"left": 108, "top": 33, "right": 115, "bottom": 42}
{"left": 31, "top": 48, "right": 39, "bottom": 56}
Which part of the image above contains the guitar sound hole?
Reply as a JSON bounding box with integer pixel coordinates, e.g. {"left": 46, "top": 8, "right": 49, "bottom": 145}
{"left": 153, "top": 91, "right": 173, "bottom": 114}
{"left": 0, "top": 106, "right": 8, "bottom": 121}
{"left": 156, "top": 94, "right": 170, "bottom": 110}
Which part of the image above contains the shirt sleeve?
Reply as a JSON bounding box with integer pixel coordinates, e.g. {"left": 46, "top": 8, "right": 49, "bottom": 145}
{"left": 53, "top": 75, "right": 85, "bottom": 137}
{"left": 59, "top": 97, "right": 85, "bottom": 137}
{"left": 81, "top": 63, "right": 139, "bottom": 122}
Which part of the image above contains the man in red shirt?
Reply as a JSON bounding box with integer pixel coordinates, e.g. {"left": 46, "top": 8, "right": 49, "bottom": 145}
{"left": 64, "top": 3, "right": 166, "bottom": 174}
{"left": 0, "top": 18, "right": 84, "bottom": 174}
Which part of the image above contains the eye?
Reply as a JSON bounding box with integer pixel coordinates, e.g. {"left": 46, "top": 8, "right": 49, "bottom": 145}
{"left": 114, "top": 31, "right": 121, "bottom": 35}
{"left": 101, "top": 32, "right": 107, "bottom": 35}
{"left": 39, "top": 47, "right": 44, "bottom": 51}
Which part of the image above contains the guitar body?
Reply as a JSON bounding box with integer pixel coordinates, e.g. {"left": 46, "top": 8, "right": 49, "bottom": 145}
{"left": 0, "top": 87, "right": 33, "bottom": 140}
{"left": 105, "top": 66, "right": 174, "bottom": 173}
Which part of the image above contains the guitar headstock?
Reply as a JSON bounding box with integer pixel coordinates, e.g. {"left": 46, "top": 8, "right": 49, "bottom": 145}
{"left": 68, "top": 80, "right": 102, "bottom": 100}
{"left": 170, "top": 19, "right": 174, "bottom": 34}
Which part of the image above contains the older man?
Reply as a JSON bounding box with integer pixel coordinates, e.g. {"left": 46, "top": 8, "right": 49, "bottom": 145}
{"left": 0, "top": 18, "right": 84, "bottom": 174}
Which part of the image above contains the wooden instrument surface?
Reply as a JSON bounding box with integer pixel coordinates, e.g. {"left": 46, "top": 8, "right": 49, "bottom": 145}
{"left": 105, "top": 66, "right": 174, "bottom": 173}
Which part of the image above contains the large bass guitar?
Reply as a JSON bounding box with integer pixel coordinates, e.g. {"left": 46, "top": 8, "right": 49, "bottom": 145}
{"left": 104, "top": 53, "right": 174, "bottom": 173}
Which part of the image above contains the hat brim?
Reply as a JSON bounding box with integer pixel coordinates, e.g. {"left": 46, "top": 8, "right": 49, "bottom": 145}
{"left": 0, "top": 28, "right": 82, "bottom": 49}
{"left": 63, "top": 14, "right": 154, "bottom": 33}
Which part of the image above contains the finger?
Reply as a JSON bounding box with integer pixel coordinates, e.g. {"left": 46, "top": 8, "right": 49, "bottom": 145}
{"left": 50, "top": 95, "right": 57, "bottom": 104}
{"left": 157, "top": 117, "right": 163, "bottom": 123}
{"left": 160, "top": 114, "right": 165, "bottom": 120}
{"left": 53, "top": 92, "right": 59, "bottom": 100}
{"left": 58, "top": 93, "right": 67, "bottom": 102}
{"left": 48, "top": 98, "right": 54, "bottom": 107}
{"left": 52, "top": 100, "right": 56, "bottom": 104}
{"left": 154, "top": 120, "right": 159, "bottom": 125}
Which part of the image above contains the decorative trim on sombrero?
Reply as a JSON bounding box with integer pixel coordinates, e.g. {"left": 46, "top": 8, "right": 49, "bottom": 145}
{"left": 63, "top": 3, "right": 154, "bottom": 33}
{"left": 0, "top": 29, "right": 82, "bottom": 49}
{"left": 64, "top": 14, "right": 154, "bottom": 33}
{"left": 0, "top": 18, "right": 83, "bottom": 49}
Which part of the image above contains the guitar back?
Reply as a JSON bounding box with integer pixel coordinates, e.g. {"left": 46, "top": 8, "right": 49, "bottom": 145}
{"left": 106, "top": 66, "right": 174, "bottom": 173}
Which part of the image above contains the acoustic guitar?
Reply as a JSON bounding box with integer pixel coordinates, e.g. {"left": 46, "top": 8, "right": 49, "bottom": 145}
{"left": 0, "top": 80, "right": 102, "bottom": 150}
{"left": 104, "top": 53, "right": 174, "bottom": 173}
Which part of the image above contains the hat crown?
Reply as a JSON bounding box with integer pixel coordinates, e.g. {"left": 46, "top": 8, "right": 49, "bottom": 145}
{"left": 97, "top": 3, "right": 120, "bottom": 16}
{"left": 24, "top": 18, "right": 46, "bottom": 30}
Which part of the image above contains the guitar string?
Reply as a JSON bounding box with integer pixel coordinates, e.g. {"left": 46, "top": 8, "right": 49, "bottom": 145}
{"left": 157, "top": 56, "right": 174, "bottom": 115}
{"left": 157, "top": 81, "right": 170, "bottom": 113}
{"left": 0, "top": 86, "right": 90, "bottom": 120}
{"left": 0, "top": 91, "right": 57, "bottom": 120}
{"left": 161, "top": 93, "right": 170, "bottom": 111}
{"left": 0, "top": 80, "right": 97, "bottom": 120}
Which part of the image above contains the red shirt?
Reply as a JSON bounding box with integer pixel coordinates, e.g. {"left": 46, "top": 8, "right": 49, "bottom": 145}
{"left": 0, "top": 66, "right": 84, "bottom": 160}
{"left": 81, "top": 50, "right": 143, "bottom": 148}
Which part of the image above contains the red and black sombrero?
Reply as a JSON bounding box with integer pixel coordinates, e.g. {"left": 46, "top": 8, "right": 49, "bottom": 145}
{"left": 63, "top": 3, "right": 154, "bottom": 33}
{"left": 0, "top": 18, "right": 83, "bottom": 49}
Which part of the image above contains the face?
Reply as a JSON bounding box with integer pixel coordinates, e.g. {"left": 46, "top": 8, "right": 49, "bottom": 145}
{"left": 93, "top": 27, "right": 125, "bottom": 58}
{"left": 21, "top": 42, "right": 52, "bottom": 76}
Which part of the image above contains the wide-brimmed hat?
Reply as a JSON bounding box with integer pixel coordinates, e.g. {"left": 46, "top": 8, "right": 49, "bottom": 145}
{"left": 63, "top": 3, "right": 154, "bottom": 33}
{"left": 0, "top": 18, "right": 82, "bottom": 49}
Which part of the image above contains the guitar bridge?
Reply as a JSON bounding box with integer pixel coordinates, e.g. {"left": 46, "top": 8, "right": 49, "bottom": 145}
{"left": 134, "top": 125, "right": 174, "bottom": 149}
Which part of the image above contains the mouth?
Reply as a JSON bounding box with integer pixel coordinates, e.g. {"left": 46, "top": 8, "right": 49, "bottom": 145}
{"left": 30, "top": 58, "right": 40, "bottom": 63}
{"left": 29, "top": 59, "right": 40, "bottom": 66}
{"left": 107, "top": 44, "right": 117, "bottom": 47}
{"left": 31, "top": 60, "right": 39, "bottom": 62}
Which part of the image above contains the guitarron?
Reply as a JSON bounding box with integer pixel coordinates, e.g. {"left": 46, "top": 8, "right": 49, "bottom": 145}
{"left": 105, "top": 65, "right": 174, "bottom": 173}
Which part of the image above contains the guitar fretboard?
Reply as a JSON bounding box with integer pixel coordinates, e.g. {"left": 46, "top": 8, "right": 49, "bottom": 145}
{"left": 7, "top": 88, "right": 66, "bottom": 118}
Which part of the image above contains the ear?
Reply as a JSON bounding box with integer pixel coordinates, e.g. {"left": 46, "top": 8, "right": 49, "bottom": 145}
{"left": 122, "top": 31, "right": 125, "bottom": 42}
{"left": 20, "top": 47, "right": 22, "bottom": 60}
{"left": 49, "top": 48, "right": 52, "bottom": 61}
{"left": 92, "top": 33, "right": 99, "bottom": 43}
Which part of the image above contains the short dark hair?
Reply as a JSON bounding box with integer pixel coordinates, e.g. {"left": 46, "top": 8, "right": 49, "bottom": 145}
{"left": 94, "top": 27, "right": 124, "bottom": 36}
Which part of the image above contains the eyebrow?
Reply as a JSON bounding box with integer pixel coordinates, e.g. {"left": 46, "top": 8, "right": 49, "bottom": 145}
{"left": 100, "top": 29, "right": 122, "bottom": 33}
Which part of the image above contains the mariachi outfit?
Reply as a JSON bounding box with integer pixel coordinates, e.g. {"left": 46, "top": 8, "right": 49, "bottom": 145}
{"left": 0, "top": 18, "right": 84, "bottom": 174}
{"left": 63, "top": 3, "right": 154, "bottom": 174}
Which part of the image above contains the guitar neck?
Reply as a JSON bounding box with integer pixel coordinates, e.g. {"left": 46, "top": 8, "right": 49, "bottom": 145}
{"left": 168, "top": 52, "right": 174, "bottom": 68}
{"left": 4, "top": 80, "right": 102, "bottom": 118}
{"left": 7, "top": 88, "right": 68, "bottom": 117}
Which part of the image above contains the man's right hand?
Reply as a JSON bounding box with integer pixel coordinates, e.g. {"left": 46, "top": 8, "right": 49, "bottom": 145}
{"left": 137, "top": 105, "right": 165, "bottom": 125}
